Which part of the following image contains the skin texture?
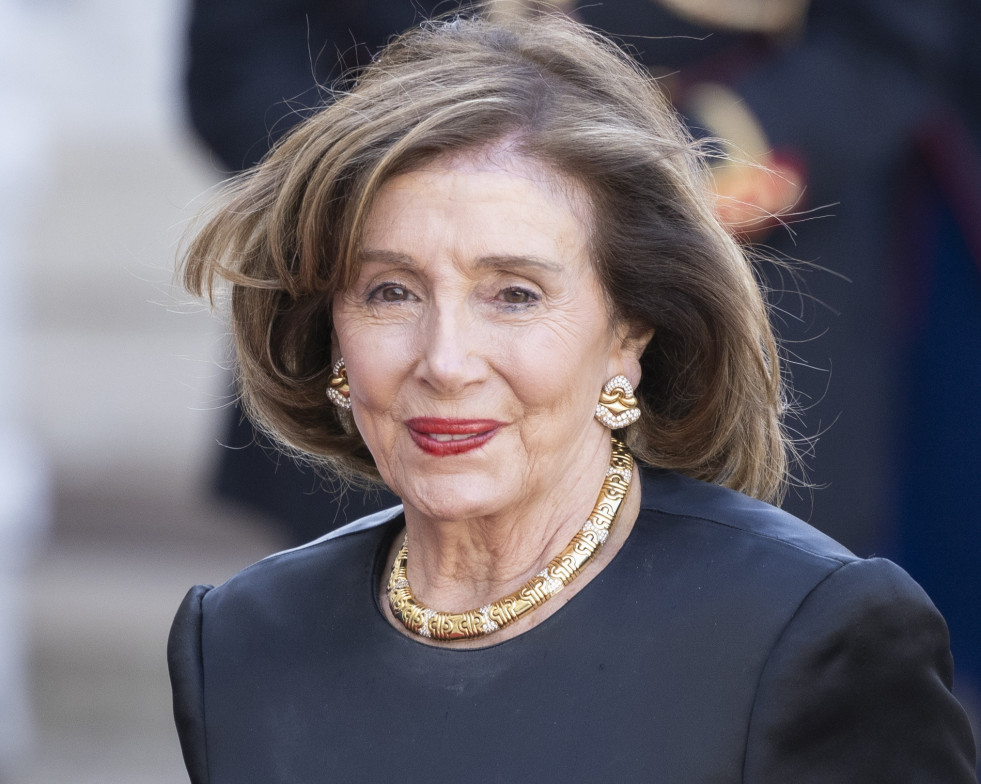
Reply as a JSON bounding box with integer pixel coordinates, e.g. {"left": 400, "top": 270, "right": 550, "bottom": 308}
{"left": 332, "top": 149, "right": 651, "bottom": 625}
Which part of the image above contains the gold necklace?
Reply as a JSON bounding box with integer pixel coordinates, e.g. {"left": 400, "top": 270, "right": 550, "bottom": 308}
{"left": 387, "top": 436, "right": 634, "bottom": 641}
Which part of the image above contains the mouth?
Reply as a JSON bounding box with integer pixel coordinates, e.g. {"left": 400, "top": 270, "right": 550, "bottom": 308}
{"left": 405, "top": 418, "right": 504, "bottom": 456}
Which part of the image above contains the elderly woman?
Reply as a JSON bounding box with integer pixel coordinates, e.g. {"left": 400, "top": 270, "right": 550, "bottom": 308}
{"left": 168, "top": 12, "right": 977, "bottom": 783}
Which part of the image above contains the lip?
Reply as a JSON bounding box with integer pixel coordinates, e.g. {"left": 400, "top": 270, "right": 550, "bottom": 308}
{"left": 405, "top": 417, "right": 504, "bottom": 456}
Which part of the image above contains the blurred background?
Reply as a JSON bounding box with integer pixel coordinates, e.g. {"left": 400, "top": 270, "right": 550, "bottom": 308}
{"left": 2, "top": 1, "right": 280, "bottom": 782}
{"left": 2, "top": 0, "right": 979, "bottom": 781}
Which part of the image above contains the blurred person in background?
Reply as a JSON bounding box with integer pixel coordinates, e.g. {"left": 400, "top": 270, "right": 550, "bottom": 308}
{"left": 0, "top": 1, "right": 53, "bottom": 780}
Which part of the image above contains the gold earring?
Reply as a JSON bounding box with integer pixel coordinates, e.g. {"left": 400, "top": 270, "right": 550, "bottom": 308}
{"left": 595, "top": 375, "right": 640, "bottom": 429}
{"left": 326, "top": 358, "right": 351, "bottom": 410}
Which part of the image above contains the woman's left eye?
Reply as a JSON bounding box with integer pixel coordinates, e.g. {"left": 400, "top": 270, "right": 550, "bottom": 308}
{"left": 498, "top": 287, "right": 538, "bottom": 305}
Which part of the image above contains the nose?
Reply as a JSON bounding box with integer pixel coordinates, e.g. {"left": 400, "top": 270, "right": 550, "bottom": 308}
{"left": 415, "top": 298, "right": 487, "bottom": 394}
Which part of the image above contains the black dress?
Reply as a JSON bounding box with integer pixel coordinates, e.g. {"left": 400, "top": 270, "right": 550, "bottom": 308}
{"left": 168, "top": 468, "right": 977, "bottom": 782}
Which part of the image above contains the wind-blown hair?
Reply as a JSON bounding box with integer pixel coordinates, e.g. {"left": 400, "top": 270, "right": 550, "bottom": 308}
{"left": 183, "top": 11, "right": 791, "bottom": 501}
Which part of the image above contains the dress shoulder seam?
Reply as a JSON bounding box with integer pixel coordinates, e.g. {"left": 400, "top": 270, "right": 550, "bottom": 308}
{"left": 643, "top": 505, "right": 856, "bottom": 567}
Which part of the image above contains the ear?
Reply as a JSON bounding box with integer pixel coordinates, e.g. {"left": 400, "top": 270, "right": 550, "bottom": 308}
{"left": 611, "top": 322, "right": 654, "bottom": 389}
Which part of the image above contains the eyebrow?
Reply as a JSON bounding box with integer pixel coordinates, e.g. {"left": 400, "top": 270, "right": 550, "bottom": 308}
{"left": 358, "top": 249, "right": 563, "bottom": 273}
{"left": 358, "top": 249, "right": 414, "bottom": 266}
{"left": 475, "top": 254, "right": 564, "bottom": 273}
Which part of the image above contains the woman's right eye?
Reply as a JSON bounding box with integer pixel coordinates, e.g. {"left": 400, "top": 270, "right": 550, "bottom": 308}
{"left": 369, "top": 283, "right": 413, "bottom": 302}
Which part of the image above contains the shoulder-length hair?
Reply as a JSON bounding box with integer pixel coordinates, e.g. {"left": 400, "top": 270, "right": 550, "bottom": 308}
{"left": 183, "top": 11, "right": 791, "bottom": 501}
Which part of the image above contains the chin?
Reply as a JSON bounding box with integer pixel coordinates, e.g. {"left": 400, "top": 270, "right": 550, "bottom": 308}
{"left": 398, "top": 473, "right": 512, "bottom": 522}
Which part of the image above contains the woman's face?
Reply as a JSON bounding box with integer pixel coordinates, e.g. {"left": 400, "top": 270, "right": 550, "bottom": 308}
{"left": 333, "top": 151, "right": 647, "bottom": 522}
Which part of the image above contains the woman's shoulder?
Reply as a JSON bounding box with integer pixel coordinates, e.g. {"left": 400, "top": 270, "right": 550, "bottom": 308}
{"left": 627, "top": 467, "right": 876, "bottom": 650}
{"left": 200, "top": 504, "right": 404, "bottom": 608}
{"left": 637, "top": 466, "right": 857, "bottom": 566}
{"left": 632, "top": 468, "right": 977, "bottom": 781}
{"left": 629, "top": 469, "right": 963, "bottom": 675}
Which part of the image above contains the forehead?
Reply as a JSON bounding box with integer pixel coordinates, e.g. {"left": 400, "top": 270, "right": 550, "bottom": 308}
{"left": 428, "top": 146, "right": 592, "bottom": 218}
{"left": 359, "top": 148, "right": 595, "bottom": 257}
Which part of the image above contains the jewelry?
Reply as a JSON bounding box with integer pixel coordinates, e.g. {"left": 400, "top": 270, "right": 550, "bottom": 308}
{"left": 387, "top": 436, "right": 634, "bottom": 641}
{"left": 594, "top": 375, "right": 641, "bottom": 429}
{"left": 326, "top": 358, "right": 351, "bottom": 410}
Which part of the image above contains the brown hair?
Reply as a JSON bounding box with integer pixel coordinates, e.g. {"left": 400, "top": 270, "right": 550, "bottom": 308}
{"left": 183, "top": 11, "right": 791, "bottom": 501}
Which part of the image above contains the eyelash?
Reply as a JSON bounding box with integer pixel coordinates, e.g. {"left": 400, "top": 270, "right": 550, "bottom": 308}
{"left": 365, "top": 282, "right": 540, "bottom": 309}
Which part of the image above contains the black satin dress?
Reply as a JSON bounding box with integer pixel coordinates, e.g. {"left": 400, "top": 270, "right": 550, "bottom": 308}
{"left": 168, "top": 468, "right": 977, "bottom": 782}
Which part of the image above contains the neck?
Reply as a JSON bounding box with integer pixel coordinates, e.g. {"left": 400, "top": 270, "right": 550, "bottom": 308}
{"left": 382, "top": 451, "right": 643, "bottom": 647}
{"left": 399, "top": 437, "right": 625, "bottom": 614}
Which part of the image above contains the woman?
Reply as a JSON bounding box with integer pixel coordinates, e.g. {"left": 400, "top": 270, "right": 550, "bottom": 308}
{"left": 169, "top": 12, "right": 977, "bottom": 782}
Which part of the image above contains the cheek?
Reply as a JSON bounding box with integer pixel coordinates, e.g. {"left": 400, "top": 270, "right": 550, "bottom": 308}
{"left": 336, "top": 310, "right": 413, "bottom": 383}
{"left": 346, "top": 350, "right": 401, "bottom": 413}
{"left": 501, "top": 324, "right": 614, "bottom": 413}
{"left": 345, "top": 363, "right": 402, "bottom": 473}
{"left": 337, "top": 327, "right": 412, "bottom": 439}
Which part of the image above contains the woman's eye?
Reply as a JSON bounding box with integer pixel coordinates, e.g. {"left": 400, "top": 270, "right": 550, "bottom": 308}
{"left": 370, "top": 284, "right": 412, "bottom": 302}
{"left": 499, "top": 287, "right": 538, "bottom": 305}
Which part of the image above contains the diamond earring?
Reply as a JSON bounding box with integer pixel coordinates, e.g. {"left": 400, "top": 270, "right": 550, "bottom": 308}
{"left": 326, "top": 358, "right": 351, "bottom": 410}
{"left": 595, "top": 375, "right": 640, "bottom": 429}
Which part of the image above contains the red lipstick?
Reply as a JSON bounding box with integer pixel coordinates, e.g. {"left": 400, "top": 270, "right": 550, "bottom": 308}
{"left": 405, "top": 418, "right": 503, "bottom": 456}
